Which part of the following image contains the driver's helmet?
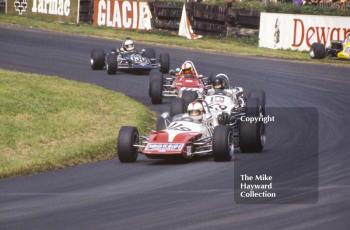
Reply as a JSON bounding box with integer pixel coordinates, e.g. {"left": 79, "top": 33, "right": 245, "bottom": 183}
{"left": 212, "top": 74, "right": 230, "bottom": 90}
{"left": 187, "top": 101, "right": 204, "bottom": 122}
{"left": 123, "top": 39, "right": 135, "bottom": 51}
{"left": 181, "top": 62, "right": 195, "bottom": 78}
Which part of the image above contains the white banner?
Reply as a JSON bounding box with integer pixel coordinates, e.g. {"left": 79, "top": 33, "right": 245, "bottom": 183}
{"left": 259, "top": 12, "right": 350, "bottom": 51}
{"left": 178, "top": 4, "right": 202, "bottom": 40}
{"left": 93, "top": 0, "right": 152, "bottom": 30}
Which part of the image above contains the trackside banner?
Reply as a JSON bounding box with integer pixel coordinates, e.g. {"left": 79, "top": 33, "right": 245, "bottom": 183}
{"left": 259, "top": 12, "right": 350, "bottom": 51}
{"left": 92, "top": 0, "right": 152, "bottom": 30}
{"left": 6, "top": 0, "right": 80, "bottom": 23}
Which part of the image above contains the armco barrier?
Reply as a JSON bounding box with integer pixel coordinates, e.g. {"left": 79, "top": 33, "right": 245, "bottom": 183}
{"left": 6, "top": 0, "right": 80, "bottom": 23}
{"left": 149, "top": 1, "right": 259, "bottom": 36}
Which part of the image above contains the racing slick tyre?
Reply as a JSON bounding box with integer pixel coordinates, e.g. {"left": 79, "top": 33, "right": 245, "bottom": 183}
{"left": 182, "top": 91, "right": 198, "bottom": 108}
{"left": 90, "top": 49, "right": 105, "bottom": 70}
{"left": 106, "top": 54, "right": 118, "bottom": 75}
{"left": 245, "top": 98, "right": 260, "bottom": 117}
{"left": 213, "top": 125, "right": 234, "bottom": 162}
{"left": 239, "top": 120, "right": 265, "bottom": 153}
{"left": 117, "top": 126, "right": 139, "bottom": 162}
{"left": 170, "top": 98, "right": 185, "bottom": 117}
{"left": 156, "top": 116, "right": 167, "bottom": 131}
{"left": 159, "top": 53, "right": 170, "bottom": 74}
{"left": 150, "top": 75, "right": 163, "bottom": 104}
{"left": 248, "top": 90, "right": 266, "bottom": 115}
{"left": 310, "top": 42, "right": 326, "bottom": 59}
{"left": 144, "top": 48, "right": 156, "bottom": 59}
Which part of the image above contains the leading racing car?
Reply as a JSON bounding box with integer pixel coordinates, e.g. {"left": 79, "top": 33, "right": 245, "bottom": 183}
{"left": 90, "top": 38, "right": 170, "bottom": 75}
{"left": 116, "top": 90, "right": 266, "bottom": 163}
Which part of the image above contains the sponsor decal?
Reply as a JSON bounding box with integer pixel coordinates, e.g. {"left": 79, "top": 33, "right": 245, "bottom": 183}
{"left": 145, "top": 143, "right": 184, "bottom": 152}
{"left": 8, "top": 0, "right": 78, "bottom": 23}
{"left": 259, "top": 13, "right": 350, "bottom": 51}
{"left": 93, "top": 0, "right": 152, "bottom": 30}
{"left": 31, "top": 0, "right": 71, "bottom": 16}
{"left": 14, "top": 0, "right": 28, "bottom": 15}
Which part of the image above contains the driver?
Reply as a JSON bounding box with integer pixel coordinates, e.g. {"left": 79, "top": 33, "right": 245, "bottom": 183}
{"left": 209, "top": 74, "right": 231, "bottom": 96}
{"left": 120, "top": 38, "right": 135, "bottom": 52}
{"left": 187, "top": 101, "right": 205, "bottom": 122}
{"left": 180, "top": 62, "right": 196, "bottom": 78}
{"left": 213, "top": 77, "right": 228, "bottom": 90}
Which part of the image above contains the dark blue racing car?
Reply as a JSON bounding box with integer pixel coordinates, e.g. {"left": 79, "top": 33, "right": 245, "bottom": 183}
{"left": 90, "top": 39, "right": 170, "bottom": 75}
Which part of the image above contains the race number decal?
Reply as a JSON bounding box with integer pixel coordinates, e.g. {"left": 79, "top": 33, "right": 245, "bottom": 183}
{"left": 168, "top": 122, "right": 191, "bottom": 131}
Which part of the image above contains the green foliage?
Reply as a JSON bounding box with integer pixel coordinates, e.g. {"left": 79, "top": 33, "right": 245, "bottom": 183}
{"left": 0, "top": 69, "right": 154, "bottom": 178}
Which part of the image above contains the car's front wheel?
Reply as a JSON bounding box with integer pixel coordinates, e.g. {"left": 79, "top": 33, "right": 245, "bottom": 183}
{"left": 90, "top": 49, "right": 105, "bottom": 70}
{"left": 213, "top": 125, "right": 234, "bottom": 162}
{"left": 117, "top": 126, "right": 139, "bottom": 163}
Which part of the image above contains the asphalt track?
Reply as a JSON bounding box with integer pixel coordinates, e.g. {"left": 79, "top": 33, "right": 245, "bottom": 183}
{"left": 0, "top": 26, "right": 350, "bottom": 230}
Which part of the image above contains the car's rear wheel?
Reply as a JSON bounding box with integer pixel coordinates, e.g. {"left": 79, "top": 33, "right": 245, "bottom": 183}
{"left": 170, "top": 98, "right": 185, "bottom": 117}
{"left": 159, "top": 53, "right": 170, "bottom": 74}
{"left": 248, "top": 90, "right": 266, "bottom": 115}
{"left": 213, "top": 125, "right": 234, "bottom": 162}
{"left": 239, "top": 120, "right": 265, "bottom": 153}
{"left": 90, "top": 49, "right": 105, "bottom": 70}
{"left": 245, "top": 98, "right": 260, "bottom": 117}
{"left": 106, "top": 54, "right": 118, "bottom": 75}
{"left": 310, "top": 42, "right": 326, "bottom": 59}
{"left": 117, "top": 126, "right": 139, "bottom": 162}
{"left": 150, "top": 75, "right": 163, "bottom": 104}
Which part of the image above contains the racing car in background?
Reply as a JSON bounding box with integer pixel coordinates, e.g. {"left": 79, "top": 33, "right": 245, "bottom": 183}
{"left": 90, "top": 38, "right": 170, "bottom": 75}
{"left": 310, "top": 33, "right": 350, "bottom": 60}
{"left": 168, "top": 73, "right": 266, "bottom": 150}
{"left": 148, "top": 61, "right": 210, "bottom": 104}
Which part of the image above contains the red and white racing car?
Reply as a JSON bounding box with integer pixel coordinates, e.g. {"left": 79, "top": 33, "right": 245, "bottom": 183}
{"left": 148, "top": 61, "right": 211, "bottom": 104}
{"left": 116, "top": 103, "right": 265, "bottom": 163}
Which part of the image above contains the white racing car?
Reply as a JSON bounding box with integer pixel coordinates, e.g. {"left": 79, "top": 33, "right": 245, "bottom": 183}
{"left": 169, "top": 73, "right": 266, "bottom": 152}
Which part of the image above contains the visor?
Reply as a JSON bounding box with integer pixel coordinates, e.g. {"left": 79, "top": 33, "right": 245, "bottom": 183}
{"left": 182, "top": 68, "right": 192, "bottom": 74}
{"left": 189, "top": 110, "right": 202, "bottom": 116}
{"left": 125, "top": 44, "right": 134, "bottom": 49}
{"left": 214, "top": 83, "right": 222, "bottom": 89}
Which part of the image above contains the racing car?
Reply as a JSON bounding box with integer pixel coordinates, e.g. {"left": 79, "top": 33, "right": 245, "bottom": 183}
{"left": 116, "top": 94, "right": 265, "bottom": 163}
{"left": 148, "top": 60, "right": 210, "bottom": 104}
{"left": 90, "top": 39, "right": 170, "bottom": 75}
{"left": 168, "top": 73, "right": 266, "bottom": 149}
{"left": 310, "top": 33, "right": 350, "bottom": 60}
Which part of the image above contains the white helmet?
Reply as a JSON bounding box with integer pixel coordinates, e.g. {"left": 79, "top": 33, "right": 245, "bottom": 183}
{"left": 187, "top": 101, "right": 204, "bottom": 122}
{"left": 181, "top": 62, "right": 194, "bottom": 75}
{"left": 123, "top": 39, "right": 134, "bottom": 51}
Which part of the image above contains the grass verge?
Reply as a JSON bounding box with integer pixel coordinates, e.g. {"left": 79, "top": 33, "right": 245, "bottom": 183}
{"left": 0, "top": 69, "right": 154, "bottom": 178}
{"left": 0, "top": 14, "right": 349, "bottom": 66}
